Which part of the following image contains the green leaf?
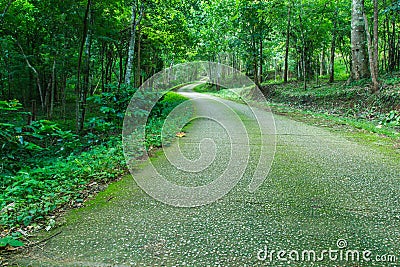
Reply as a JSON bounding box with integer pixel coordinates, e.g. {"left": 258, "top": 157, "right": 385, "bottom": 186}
{"left": 8, "top": 238, "right": 24, "bottom": 247}
{"left": 0, "top": 236, "right": 24, "bottom": 247}
{"left": 0, "top": 238, "right": 8, "bottom": 247}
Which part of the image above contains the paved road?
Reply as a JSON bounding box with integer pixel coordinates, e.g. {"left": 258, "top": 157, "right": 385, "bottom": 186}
{"left": 14, "top": 84, "right": 400, "bottom": 266}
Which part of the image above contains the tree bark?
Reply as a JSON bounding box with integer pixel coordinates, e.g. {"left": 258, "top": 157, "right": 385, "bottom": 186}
{"left": 136, "top": 25, "right": 142, "bottom": 88}
{"left": 319, "top": 50, "right": 325, "bottom": 76}
{"left": 298, "top": 13, "right": 307, "bottom": 90}
{"left": 49, "top": 58, "right": 56, "bottom": 119}
{"left": 329, "top": 8, "right": 338, "bottom": 83}
{"left": 125, "top": 1, "right": 144, "bottom": 86}
{"left": 259, "top": 37, "right": 263, "bottom": 85}
{"left": 362, "top": 1, "right": 379, "bottom": 92}
{"left": 76, "top": 0, "right": 91, "bottom": 133}
{"left": 284, "top": 6, "right": 291, "bottom": 83}
{"left": 351, "top": 0, "right": 370, "bottom": 80}
{"left": 373, "top": 0, "right": 379, "bottom": 73}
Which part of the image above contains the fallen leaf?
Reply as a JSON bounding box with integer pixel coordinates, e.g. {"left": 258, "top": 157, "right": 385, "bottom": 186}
{"left": 176, "top": 132, "right": 186, "bottom": 138}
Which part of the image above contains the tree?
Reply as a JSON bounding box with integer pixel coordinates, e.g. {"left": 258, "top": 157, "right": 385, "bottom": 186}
{"left": 76, "top": 0, "right": 92, "bottom": 133}
{"left": 125, "top": 0, "right": 144, "bottom": 86}
{"left": 283, "top": 4, "right": 291, "bottom": 83}
{"left": 351, "top": 0, "right": 370, "bottom": 80}
{"left": 362, "top": 0, "right": 379, "bottom": 92}
{"left": 329, "top": 7, "right": 338, "bottom": 83}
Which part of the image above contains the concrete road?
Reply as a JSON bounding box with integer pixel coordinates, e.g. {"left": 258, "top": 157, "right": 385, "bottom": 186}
{"left": 14, "top": 84, "right": 400, "bottom": 266}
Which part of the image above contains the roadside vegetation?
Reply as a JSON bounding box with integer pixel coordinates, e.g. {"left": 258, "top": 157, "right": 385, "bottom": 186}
{"left": 1, "top": 0, "right": 400, "bottom": 254}
{"left": 0, "top": 88, "right": 191, "bottom": 248}
{"left": 194, "top": 74, "right": 400, "bottom": 152}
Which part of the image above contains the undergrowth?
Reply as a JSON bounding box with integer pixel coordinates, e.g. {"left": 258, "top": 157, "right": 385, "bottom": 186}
{"left": 0, "top": 86, "right": 192, "bottom": 246}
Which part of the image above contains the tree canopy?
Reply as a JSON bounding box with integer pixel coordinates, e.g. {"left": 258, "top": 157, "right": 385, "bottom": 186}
{"left": 0, "top": 0, "right": 399, "bottom": 127}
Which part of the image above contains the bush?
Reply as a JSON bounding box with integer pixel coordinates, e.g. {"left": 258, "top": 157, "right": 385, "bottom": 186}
{"left": 0, "top": 101, "right": 81, "bottom": 175}
{"left": 1, "top": 89, "right": 193, "bottom": 235}
{"left": 0, "top": 137, "right": 125, "bottom": 229}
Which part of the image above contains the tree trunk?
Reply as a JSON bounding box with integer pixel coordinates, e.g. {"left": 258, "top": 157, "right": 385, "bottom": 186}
{"left": 319, "top": 50, "right": 325, "bottom": 76}
{"left": 259, "top": 37, "right": 263, "bottom": 85}
{"left": 251, "top": 35, "right": 259, "bottom": 87}
{"left": 81, "top": 21, "right": 92, "bottom": 122}
{"left": 298, "top": 12, "right": 307, "bottom": 90}
{"left": 284, "top": 6, "right": 291, "bottom": 83}
{"left": 125, "top": 1, "right": 144, "bottom": 86}
{"left": 351, "top": 0, "right": 370, "bottom": 80}
{"left": 373, "top": 0, "right": 379, "bottom": 73}
{"left": 49, "top": 58, "right": 56, "bottom": 119}
{"left": 329, "top": 8, "right": 338, "bottom": 83}
{"left": 362, "top": 1, "right": 379, "bottom": 92}
{"left": 76, "top": 0, "right": 91, "bottom": 133}
{"left": 136, "top": 25, "right": 142, "bottom": 88}
{"left": 100, "top": 41, "right": 105, "bottom": 91}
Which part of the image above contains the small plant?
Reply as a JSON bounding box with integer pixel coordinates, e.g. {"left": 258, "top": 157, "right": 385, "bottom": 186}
{"left": 380, "top": 110, "right": 400, "bottom": 126}
{"left": 0, "top": 236, "right": 24, "bottom": 249}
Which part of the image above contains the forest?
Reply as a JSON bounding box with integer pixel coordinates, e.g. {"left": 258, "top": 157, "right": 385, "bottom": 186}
{"left": 0, "top": 0, "right": 400, "bottom": 252}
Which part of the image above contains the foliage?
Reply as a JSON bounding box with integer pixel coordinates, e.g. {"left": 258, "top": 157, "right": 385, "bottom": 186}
{"left": 0, "top": 137, "right": 125, "bottom": 230}
{"left": 0, "top": 90, "right": 192, "bottom": 240}
{"left": 262, "top": 78, "right": 400, "bottom": 137}
{"left": 86, "top": 84, "right": 138, "bottom": 132}
{"left": 146, "top": 92, "right": 193, "bottom": 148}
{"left": 381, "top": 110, "right": 400, "bottom": 126}
{"left": 0, "top": 100, "right": 80, "bottom": 175}
{"left": 0, "top": 236, "right": 24, "bottom": 248}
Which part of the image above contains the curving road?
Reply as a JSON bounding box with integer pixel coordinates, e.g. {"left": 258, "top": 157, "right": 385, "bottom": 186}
{"left": 14, "top": 84, "right": 400, "bottom": 266}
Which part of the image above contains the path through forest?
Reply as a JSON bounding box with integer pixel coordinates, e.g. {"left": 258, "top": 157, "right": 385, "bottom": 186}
{"left": 14, "top": 84, "right": 400, "bottom": 266}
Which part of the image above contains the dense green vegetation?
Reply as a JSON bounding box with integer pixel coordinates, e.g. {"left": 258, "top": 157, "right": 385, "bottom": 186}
{"left": 0, "top": 0, "right": 399, "bottom": 250}
{"left": 0, "top": 91, "right": 191, "bottom": 247}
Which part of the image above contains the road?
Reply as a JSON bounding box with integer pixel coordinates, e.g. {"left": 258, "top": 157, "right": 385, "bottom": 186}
{"left": 14, "top": 84, "right": 400, "bottom": 266}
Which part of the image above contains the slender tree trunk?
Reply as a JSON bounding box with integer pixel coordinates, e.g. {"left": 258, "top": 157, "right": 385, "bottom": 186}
{"left": 81, "top": 22, "right": 92, "bottom": 122}
{"left": 118, "top": 48, "right": 123, "bottom": 88}
{"left": 390, "top": 19, "right": 396, "bottom": 72}
{"left": 76, "top": 0, "right": 91, "bottom": 133}
{"left": 44, "top": 76, "right": 51, "bottom": 115}
{"left": 362, "top": 1, "right": 379, "bottom": 92}
{"left": 259, "top": 37, "right": 263, "bottom": 84}
{"left": 216, "top": 54, "right": 221, "bottom": 91}
{"left": 284, "top": 6, "right": 291, "bottom": 83}
{"left": 100, "top": 41, "right": 105, "bottom": 91}
{"left": 136, "top": 25, "right": 142, "bottom": 88}
{"left": 383, "top": 10, "right": 389, "bottom": 72}
{"left": 298, "top": 9, "right": 307, "bottom": 90}
{"left": 351, "top": 0, "right": 370, "bottom": 80}
{"left": 125, "top": 1, "right": 144, "bottom": 86}
{"left": 373, "top": 0, "right": 379, "bottom": 73}
{"left": 319, "top": 50, "right": 325, "bottom": 76}
{"left": 16, "top": 41, "right": 44, "bottom": 110}
{"left": 251, "top": 34, "right": 259, "bottom": 87}
{"left": 49, "top": 58, "right": 56, "bottom": 119}
{"left": 329, "top": 8, "right": 338, "bottom": 83}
